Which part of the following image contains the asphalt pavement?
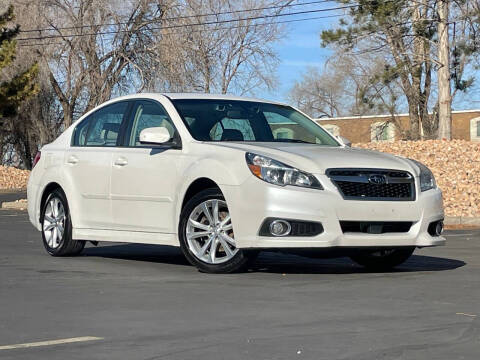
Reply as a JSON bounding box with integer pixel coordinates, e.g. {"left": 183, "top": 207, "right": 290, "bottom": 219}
{"left": 0, "top": 209, "right": 478, "bottom": 359}
{"left": 0, "top": 190, "right": 27, "bottom": 206}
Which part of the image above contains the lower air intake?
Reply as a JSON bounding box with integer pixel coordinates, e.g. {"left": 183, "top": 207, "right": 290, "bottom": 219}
{"left": 340, "top": 221, "right": 413, "bottom": 234}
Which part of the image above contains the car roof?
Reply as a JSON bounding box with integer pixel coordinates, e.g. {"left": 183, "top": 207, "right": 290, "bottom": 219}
{"left": 101, "top": 92, "right": 286, "bottom": 106}
{"left": 161, "top": 93, "right": 283, "bottom": 104}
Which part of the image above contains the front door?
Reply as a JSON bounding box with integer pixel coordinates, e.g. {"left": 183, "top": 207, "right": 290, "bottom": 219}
{"left": 110, "top": 100, "right": 182, "bottom": 233}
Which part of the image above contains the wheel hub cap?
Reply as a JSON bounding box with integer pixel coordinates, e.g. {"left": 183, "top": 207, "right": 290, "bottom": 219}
{"left": 42, "top": 197, "right": 66, "bottom": 249}
{"left": 186, "top": 199, "right": 238, "bottom": 264}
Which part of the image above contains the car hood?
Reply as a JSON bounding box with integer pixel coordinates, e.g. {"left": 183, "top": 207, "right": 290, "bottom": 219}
{"left": 211, "top": 142, "right": 417, "bottom": 175}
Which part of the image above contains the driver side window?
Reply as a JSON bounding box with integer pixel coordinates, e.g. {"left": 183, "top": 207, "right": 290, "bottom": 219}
{"left": 127, "top": 100, "right": 177, "bottom": 147}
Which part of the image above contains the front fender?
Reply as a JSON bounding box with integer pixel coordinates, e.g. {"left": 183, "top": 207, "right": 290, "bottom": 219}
{"left": 175, "top": 156, "right": 250, "bottom": 231}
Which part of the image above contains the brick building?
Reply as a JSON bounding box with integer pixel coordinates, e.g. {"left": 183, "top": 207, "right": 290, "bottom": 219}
{"left": 315, "top": 110, "right": 480, "bottom": 143}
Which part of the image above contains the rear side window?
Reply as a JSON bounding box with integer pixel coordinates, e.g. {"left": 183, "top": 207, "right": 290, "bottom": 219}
{"left": 72, "top": 101, "right": 128, "bottom": 147}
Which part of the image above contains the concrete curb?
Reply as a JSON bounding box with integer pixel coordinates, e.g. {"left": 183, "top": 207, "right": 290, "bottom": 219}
{"left": 0, "top": 188, "right": 27, "bottom": 194}
{"left": 0, "top": 190, "right": 27, "bottom": 207}
{"left": 1, "top": 199, "right": 28, "bottom": 210}
{"left": 444, "top": 216, "right": 480, "bottom": 227}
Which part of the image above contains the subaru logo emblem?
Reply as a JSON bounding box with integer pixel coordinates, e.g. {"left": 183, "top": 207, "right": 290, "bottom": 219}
{"left": 368, "top": 174, "right": 387, "bottom": 185}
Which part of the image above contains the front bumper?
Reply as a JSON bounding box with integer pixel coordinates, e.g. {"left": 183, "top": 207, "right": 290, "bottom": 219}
{"left": 223, "top": 174, "right": 445, "bottom": 249}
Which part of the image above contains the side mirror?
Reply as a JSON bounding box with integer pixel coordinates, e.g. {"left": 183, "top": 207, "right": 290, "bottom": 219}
{"left": 139, "top": 127, "right": 172, "bottom": 145}
{"left": 338, "top": 136, "right": 351, "bottom": 147}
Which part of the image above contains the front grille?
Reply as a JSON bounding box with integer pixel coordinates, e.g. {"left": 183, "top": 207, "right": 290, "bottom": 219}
{"left": 326, "top": 168, "right": 415, "bottom": 201}
{"left": 340, "top": 221, "right": 413, "bottom": 234}
{"left": 336, "top": 182, "right": 412, "bottom": 199}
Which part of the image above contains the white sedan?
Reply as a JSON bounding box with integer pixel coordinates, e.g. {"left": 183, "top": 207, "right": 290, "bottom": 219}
{"left": 27, "top": 93, "right": 445, "bottom": 273}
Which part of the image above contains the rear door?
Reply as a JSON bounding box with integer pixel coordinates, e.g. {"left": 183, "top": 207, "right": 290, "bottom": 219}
{"left": 66, "top": 101, "right": 130, "bottom": 229}
{"left": 110, "top": 99, "right": 182, "bottom": 233}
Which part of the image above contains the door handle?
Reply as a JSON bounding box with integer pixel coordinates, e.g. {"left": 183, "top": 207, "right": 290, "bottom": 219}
{"left": 114, "top": 157, "right": 128, "bottom": 167}
{"left": 67, "top": 155, "right": 79, "bottom": 165}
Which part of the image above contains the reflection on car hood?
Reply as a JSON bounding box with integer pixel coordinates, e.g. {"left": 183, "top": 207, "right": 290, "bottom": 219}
{"left": 212, "top": 142, "right": 417, "bottom": 175}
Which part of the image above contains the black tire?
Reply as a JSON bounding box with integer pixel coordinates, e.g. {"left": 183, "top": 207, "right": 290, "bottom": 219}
{"left": 350, "top": 247, "right": 415, "bottom": 270}
{"left": 41, "top": 188, "right": 85, "bottom": 257}
{"left": 179, "top": 188, "right": 257, "bottom": 273}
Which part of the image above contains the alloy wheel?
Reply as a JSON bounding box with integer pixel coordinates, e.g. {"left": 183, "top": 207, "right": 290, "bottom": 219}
{"left": 43, "top": 197, "right": 66, "bottom": 249}
{"left": 186, "top": 199, "right": 238, "bottom": 264}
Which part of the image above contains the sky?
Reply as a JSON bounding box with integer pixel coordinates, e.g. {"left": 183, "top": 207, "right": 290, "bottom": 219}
{"left": 261, "top": 1, "right": 480, "bottom": 111}
{"left": 259, "top": 2, "right": 338, "bottom": 103}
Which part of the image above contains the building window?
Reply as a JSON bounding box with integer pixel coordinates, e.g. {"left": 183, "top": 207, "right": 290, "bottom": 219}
{"left": 470, "top": 117, "right": 480, "bottom": 142}
{"left": 371, "top": 122, "right": 395, "bottom": 142}
{"left": 273, "top": 127, "right": 294, "bottom": 139}
{"left": 322, "top": 124, "right": 340, "bottom": 137}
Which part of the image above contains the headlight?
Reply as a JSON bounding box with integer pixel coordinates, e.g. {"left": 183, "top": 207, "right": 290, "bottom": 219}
{"left": 410, "top": 159, "right": 436, "bottom": 191}
{"left": 245, "top": 152, "right": 323, "bottom": 189}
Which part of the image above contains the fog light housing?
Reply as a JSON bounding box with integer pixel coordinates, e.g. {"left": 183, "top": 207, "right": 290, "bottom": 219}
{"left": 269, "top": 220, "right": 291, "bottom": 237}
{"left": 259, "top": 218, "right": 324, "bottom": 237}
{"left": 428, "top": 220, "right": 444, "bottom": 237}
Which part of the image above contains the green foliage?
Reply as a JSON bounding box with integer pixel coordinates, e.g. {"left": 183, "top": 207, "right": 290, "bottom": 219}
{"left": 0, "top": 5, "right": 38, "bottom": 119}
{"left": 321, "top": 0, "right": 411, "bottom": 48}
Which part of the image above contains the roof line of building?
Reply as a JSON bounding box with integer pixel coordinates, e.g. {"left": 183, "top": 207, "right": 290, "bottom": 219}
{"left": 316, "top": 109, "right": 480, "bottom": 121}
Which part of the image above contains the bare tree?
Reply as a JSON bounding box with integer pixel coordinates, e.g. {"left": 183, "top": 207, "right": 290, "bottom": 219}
{"left": 147, "top": 0, "right": 289, "bottom": 95}
{"left": 288, "top": 54, "right": 402, "bottom": 119}
{"left": 320, "top": 0, "right": 480, "bottom": 140}
{"left": 20, "top": 0, "right": 172, "bottom": 128}
{"left": 4, "top": 0, "right": 292, "bottom": 167}
{"left": 322, "top": 0, "right": 438, "bottom": 139}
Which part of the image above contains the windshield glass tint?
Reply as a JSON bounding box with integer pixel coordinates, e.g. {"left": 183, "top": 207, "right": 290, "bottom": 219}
{"left": 172, "top": 99, "right": 340, "bottom": 146}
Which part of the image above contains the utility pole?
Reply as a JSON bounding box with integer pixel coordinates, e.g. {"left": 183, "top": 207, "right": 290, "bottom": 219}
{"left": 437, "top": 0, "right": 452, "bottom": 140}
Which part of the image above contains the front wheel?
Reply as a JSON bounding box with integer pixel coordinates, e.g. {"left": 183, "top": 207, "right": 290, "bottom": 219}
{"left": 179, "top": 188, "right": 257, "bottom": 273}
{"left": 349, "top": 247, "right": 415, "bottom": 271}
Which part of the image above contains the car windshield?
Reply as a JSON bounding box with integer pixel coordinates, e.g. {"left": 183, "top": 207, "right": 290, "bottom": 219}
{"left": 171, "top": 99, "right": 340, "bottom": 146}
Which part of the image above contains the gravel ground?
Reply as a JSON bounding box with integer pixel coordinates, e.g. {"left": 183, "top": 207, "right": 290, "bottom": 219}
{"left": 355, "top": 140, "right": 480, "bottom": 217}
{"left": 0, "top": 166, "right": 29, "bottom": 190}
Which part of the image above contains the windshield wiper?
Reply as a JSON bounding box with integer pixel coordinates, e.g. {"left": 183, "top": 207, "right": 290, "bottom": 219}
{"left": 272, "top": 139, "right": 315, "bottom": 144}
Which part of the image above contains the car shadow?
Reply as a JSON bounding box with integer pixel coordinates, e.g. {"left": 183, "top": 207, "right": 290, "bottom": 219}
{"left": 251, "top": 252, "right": 466, "bottom": 274}
{"left": 81, "top": 243, "right": 466, "bottom": 275}
{"left": 82, "top": 243, "right": 191, "bottom": 267}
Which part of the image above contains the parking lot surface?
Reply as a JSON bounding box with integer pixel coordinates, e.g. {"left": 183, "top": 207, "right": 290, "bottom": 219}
{"left": 0, "top": 209, "right": 479, "bottom": 359}
{"left": 0, "top": 190, "right": 26, "bottom": 207}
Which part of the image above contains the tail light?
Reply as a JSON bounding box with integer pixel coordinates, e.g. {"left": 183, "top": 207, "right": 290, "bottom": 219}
{"left": 32, "top": 151, "right": 41, "bottom": 168}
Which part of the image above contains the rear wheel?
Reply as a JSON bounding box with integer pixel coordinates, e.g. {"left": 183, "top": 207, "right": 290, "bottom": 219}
{"left": 41, "top": 188, "right": 85, "bottom": 256}
{"left": 179, "top": 188, "right": 257, "bottom": 273}
{"left": 350, "top": 247, "right": 415, "bottom": 270}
